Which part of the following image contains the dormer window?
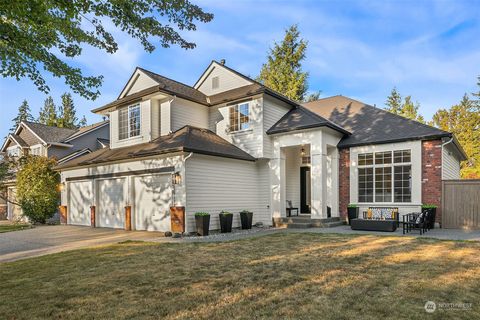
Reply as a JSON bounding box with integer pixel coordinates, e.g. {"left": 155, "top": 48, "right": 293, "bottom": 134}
{"left": 229, "top": 102, "right": 250, "bottom": 132}
{"left": 119, "top": 104, "right": 141, "bottom": 140}
{"left": 212, "top": 76, "right": 219, "bottom": 90}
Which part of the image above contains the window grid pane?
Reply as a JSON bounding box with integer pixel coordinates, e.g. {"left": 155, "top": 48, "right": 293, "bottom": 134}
{"left": 375, "top": 151, "right": 392, "bottom": 165}
{"left": 129, "top": 106, "right": 141, "bottom": 137}
{"left": 394, "top": 150, "right": 411, "bottom": 163}
{"left": 394, "top": 165, "right": 412, "bottom": 202}
{"left": 358, "top": 167, "right": 373, "bottom": 202}
{"left": 239, "top": 103, "right": 249, "bottom": 130}
{"left": 375, "top": 167, "right": 392, "bottom": 202}
{"left": 358, "top": 153, "right": 373, "bottom": 166}
{"left": 118, "top": 108, "right": 128, "bottom": 140}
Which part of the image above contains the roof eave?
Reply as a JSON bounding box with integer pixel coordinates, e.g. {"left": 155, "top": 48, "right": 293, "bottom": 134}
{"left": 337, "top": 133, "right": 453, "bottom": 149}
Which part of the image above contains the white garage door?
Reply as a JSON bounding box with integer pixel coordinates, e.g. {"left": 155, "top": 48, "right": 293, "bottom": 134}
{"left": 97, "top": 178, "right": 126, "bottom": 229}
{"left": 68, "top": 181, "right": 93, "bottom": 226}
{"left": 134, "top": 174, "right": 172, "bottom": 231}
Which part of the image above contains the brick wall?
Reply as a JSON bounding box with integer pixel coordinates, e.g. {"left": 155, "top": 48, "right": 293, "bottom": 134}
{"left": 338, "top": 148, "right": 350, "bottom": 220}
{"left": 422, "top": 140, "right": 443, "bottom": 224}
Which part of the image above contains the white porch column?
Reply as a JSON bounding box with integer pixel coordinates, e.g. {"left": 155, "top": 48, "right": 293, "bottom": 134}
{"left": 331, "top": 148, "right": 339, "bottom": 217}
{"left": 270, "top": 147, "right": 286, "bottom": 218}
{"left": 311, "top": 138, "right": 327, "bottom": 219}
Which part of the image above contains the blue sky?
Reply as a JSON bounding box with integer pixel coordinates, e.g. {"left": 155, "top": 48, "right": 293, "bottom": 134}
{"left": 1, "top": 0, "right": 479, "bottom": 139}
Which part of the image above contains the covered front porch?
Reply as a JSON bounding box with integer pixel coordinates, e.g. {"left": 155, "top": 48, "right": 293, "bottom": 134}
{"left": 270, "top": 128, "right": 343, "bottom": 223}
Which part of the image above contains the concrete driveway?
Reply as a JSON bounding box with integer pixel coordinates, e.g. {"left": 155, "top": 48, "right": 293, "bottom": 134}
{"left": 0, "top": 225, "right": 168, "bottom": 263}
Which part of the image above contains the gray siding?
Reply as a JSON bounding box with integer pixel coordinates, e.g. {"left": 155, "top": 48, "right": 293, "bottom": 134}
{"left": 442, "top": 144, "right": 461, "bottom": 180}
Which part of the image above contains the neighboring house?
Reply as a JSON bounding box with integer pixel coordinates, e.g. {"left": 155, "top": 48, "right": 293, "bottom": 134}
{"left": 55, "top": 60, "right": 466, "bottom": 233}
{"left": 0, "top": 121, "right": 110, "bottom": 220}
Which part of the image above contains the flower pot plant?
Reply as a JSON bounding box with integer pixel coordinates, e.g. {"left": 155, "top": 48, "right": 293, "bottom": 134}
{"left": 219, "top": 211, "right": 233, "bottom": 233}
{"left": 194, "top": 212, "right": 210, "bottom": 236}
{"left": 421, "top": 204, "right": 437, "bottom": 229}
{"left": 347, "top": 204, "right": 359, "bottom": 225}
{"left": 239, "top": 210, "right": 253, "bottom": 230}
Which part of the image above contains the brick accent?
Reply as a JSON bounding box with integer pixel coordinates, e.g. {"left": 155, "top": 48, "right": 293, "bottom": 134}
{"left": 338, "top": 148, "right": 350, "bottom": 220}
{"left": 58, "top": 205, "right": 67, "bottom": 224}
{"left": 422, "top": 140, "right": 443, "bottom": 224}
{"left": 0, "top": 205, "right": 7, "bottom": 220}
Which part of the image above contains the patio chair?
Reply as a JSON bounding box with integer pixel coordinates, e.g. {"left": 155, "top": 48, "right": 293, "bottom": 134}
{"left": 286, "top": 200, "right": 299, "bottom": 217}
{"left": 402, "top": 212, "right": 428, "bottom": 235}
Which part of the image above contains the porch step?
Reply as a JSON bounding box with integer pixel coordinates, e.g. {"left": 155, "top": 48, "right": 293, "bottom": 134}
{"left": 273, "top": 217, "right": 344, "bottom": 229}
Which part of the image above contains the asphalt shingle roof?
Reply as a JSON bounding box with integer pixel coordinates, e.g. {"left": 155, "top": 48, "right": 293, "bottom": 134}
{"left": 267, "top": 106, "right": 350, "bottom": 135}
{"left": 23, "top": 121, "right": 76, "bottom": 144}
{"left": 302, "top": 95, "right": 452, "bottom": 148}
{"left": 55, "top": 126, "right": 255, "bottom": 170}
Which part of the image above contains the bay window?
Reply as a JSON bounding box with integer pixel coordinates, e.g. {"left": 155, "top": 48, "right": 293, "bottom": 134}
{"left": 119, "top": 104, "right": 141, "bottom": 140}
{"left": 358, "top": 150, "right": 411, "bottom": 203}
{"left": 229, "top": 102, "right": 250, "bottom": 132}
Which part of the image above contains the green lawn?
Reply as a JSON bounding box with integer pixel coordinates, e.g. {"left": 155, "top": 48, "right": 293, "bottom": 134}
{"left": 0, "top": 223, "right": 31, "bottom": 233}
{"left": 0, "top": 233, "right": 479, "bottom": 319}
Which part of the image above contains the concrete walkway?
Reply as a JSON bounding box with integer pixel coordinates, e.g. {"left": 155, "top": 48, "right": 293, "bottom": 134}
{"left": 1, "top": 224, "right": 479, "bottom": 263}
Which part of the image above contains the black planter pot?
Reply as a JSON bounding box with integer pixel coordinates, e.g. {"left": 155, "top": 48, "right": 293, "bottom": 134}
{"left": 240, "top": 211, "right": 253, "bottom": 230}
{"left": 347, "top": 207, "right": 359, "bottom": 225}
{"left": 219, "top": 214, "right": 233, "bottom": 233}
{"left": 195, "top": 215, "right": 210, "bottom": 236}
{"left": 422, "top": 208, "right": 437, "bottom": 229}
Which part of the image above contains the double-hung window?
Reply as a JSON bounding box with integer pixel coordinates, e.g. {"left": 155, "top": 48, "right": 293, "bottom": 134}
{"left": 119, "top": 104, "right": 141, "bottom": 140}
{"left": 229, "top": 102, "right": 250, "bottom": 132}
{"left": 358, "top": 150, "right": 411, "bottom": 203}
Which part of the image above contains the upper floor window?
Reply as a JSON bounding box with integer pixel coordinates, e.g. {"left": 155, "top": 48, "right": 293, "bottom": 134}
{"left": 30, "top": 146, "right": 42, "bottom": 156}
{"left": 229, "top": 102, "right": 250, "bottom": 132}
{"left": 212, "top": 76, "right": 219, "bottom": 90}
{"left": 358, "top": 150, "right": 411, "bottom": 203}
{"left": 119, "top": 104, "right": 141, "bottom": 140}
{"left": 7, "top": 147, "right": 19, "bottom": 157}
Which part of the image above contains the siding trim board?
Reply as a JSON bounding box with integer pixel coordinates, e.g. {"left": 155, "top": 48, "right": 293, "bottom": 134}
{"left": 65, "top": 166, "right": 175, "bottom": 182}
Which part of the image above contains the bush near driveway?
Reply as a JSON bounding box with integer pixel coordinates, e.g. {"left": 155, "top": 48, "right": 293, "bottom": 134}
{"left": 0, "top": 233, "right": 479, "bottom": 319}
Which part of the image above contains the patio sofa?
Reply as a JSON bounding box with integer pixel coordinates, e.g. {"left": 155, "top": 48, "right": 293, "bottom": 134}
{"left": 350, "top": 207, "right": 399, "bottom": 232}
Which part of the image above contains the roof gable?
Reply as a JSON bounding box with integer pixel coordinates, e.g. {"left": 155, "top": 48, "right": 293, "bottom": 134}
{"left": 194, "top": 61, "right": 253, "bottom": 96}
{"left": 302, "top": 95, "right": 451, "bottom": 147}
{"left": 118, "top": 68, "right": 160, "bottom": 99}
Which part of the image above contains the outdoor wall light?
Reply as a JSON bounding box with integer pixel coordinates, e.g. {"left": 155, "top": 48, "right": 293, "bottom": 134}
{"left": 172, "top": 172, "right": 182, "bottom": 185}
{"left": 57, "top": 182, "right": 65, "bottom": 192}
{"left": 301, "top": 147, "right": 306, "bottom": 157}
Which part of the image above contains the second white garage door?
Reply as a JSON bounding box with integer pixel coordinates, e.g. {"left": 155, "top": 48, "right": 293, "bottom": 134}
{"left": 68, "top": 181, "right": 93, "bottom": 226}
{"left": 134, "top": 174, "right": 172, "bottom": 231}
{"left": 97, "top": 178, "right": 126, "bottom": 229}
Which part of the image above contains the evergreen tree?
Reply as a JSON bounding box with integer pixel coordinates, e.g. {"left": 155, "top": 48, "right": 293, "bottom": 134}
{"left": 10, "top": 100, "right": 34, "bottom": 132}
{"left": 472, "top": 75, "right": 480, "bottom": 110}
{"left": 304, "top": 91, "right": 322, "bottom": 103}
{"left": 78, "top": 116, "right": 88, "bottom": 127}
{"left": 58, "top": 93, "right": 79, "bottom": 129}
{"left": 385, "top": 88, "right": 425, "bottom": 123}
{"left": 38, "top": 96, "right": 57, "bottom": 126}
{"left": 258, "top": 25, "right": 308, "bottom": 102}
{"left": 385, "top": 87, "right": 402, "bottom": 114}
{"left": 432, "top": 94, "right": 480, "bottom": 179}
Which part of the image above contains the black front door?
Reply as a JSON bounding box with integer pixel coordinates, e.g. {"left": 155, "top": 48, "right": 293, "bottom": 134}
{"left": 300, "top": 167, "right": 311, "bottom": 214}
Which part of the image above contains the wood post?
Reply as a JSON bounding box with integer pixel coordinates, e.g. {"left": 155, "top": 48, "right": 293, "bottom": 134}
{"left": 170, "top": 206, "right": 185, "bottom": 233}
{"left": 90, "top": 206, "right": 96, "bottom": 227}
{"left": 125, "top": 206, "right": 132, "bottom": 231}
{"left": 58, "top": 205, "right": 67, "bottom": 224}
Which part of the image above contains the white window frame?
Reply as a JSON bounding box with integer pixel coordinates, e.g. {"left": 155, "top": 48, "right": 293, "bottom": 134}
{"left": 118, "top": 104, "right": 141, "bottom": 140}
{"left": 357, "top": 149, "right": 412, "bottom": 204}
{"left": 30, "top": 144, "right": 43, "bottom": 156}
{"left": 7, "top": 146, "right": 20, "bottom": 157}
{"left": 228, "top": 102, "right": 251, "bottom": 133}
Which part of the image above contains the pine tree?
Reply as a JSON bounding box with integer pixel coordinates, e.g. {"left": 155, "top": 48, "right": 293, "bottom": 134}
{"left": 385, "top": 87, "right": 402, "bottom": 114}
{"left": 10, "top": 100, "right": 34, "bottom": 132}
{"left": 385, "top": 88, "right": 425, "bottom": 123}
{"left": 38, "top": 96, "right": 57, "bottom": 126}
{"left": 472, "top": 75, "right": 480, "bottom": 110}
{"left": 258, "top": 25, "right": 308, "bottom": 102}
{"left": 304, "top": 91, "right": 321, "bottom": 103}
{"left": 78, "top": 115, "right": 87, "bottom": 127}
{"left": 432, "top": 94, "right": 480, "bottom": 179}
{"left": 58, "top": 93, "right": 78, "bottom": 129}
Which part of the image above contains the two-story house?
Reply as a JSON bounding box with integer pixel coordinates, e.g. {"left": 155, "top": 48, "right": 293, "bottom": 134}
{"left": 56, "top": 60, "right": 466, "bottom": 232}
{"left": 1, "top": 120, "right": 109, "bottom": 220}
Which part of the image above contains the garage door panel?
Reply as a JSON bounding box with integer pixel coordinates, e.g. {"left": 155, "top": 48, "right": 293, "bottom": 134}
{"left": 68, "top": 181, "right": 93, "bottom": 226}
{"left": 97, "top": 178, "right": 126, "bottom": 229}
{"left": 134, "top": 175, "right": 172, "bottom": 231}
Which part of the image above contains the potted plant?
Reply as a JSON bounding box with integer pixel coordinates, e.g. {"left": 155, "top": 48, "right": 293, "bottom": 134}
{"left": 219, "top": 211, "right": 233, "bottom": 233}
{"left": 239, "top": 210, "right": 253, "bottom": 229}
{"left": 422, "top": 204, "right": 437, "bottom": 229}
{"left": 347, "top": 204, "right": 359, "bottom": 225}
{"left": 194, "top": 212, "right": 210, "bottom": 236}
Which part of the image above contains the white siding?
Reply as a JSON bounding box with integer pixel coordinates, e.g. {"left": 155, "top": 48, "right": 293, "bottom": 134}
{"left": 285, "top": 146, "right": 301, "bottom": 210}
{"left": 151, "top": 99, "right": 161, "bottom": 140}
{"left": 185, "top": 155, "right": 271, "bottom": 232}
{"left": 110, "top": 100, "right": 152, "bottom": 149}
{"left": 263, "top": 96, "right": 291, "bottom": 158}
{"left": 120, "top": 70, "right": 158, "bottom": 98}
{"left": 196, "top": 64, "right": 252, "bottom": 95}
{"left": 171, "top": 97, "right": 209, "bottom": 131}
{"left": 208, "top": 96, "right": 264, "bottom": 158}
{"left": 442, "top": 144, "right": 461, "bottom": 180}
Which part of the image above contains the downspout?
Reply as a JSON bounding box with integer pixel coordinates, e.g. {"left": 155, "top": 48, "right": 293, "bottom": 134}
{"left": 441, "top": 136, "right": 454, "bottom": 179}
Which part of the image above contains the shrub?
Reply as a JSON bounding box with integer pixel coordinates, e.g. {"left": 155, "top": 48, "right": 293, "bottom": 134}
{"left": 194, "top": 212, "right": 210, "bottom": 217}
{"left": 347, "top": 204, "right": 358, "bottom": 208}
{"left": 240, "top": 210, "right": 252, "bottom": 214}
{"left": 220, "top": 211, "right": 233, "bottom": 215}
{"left": 422, "top": 204, "right": 438, "bottom": 209}
{"left": 16, "top": 156, "right": 59, "bottom": 224}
